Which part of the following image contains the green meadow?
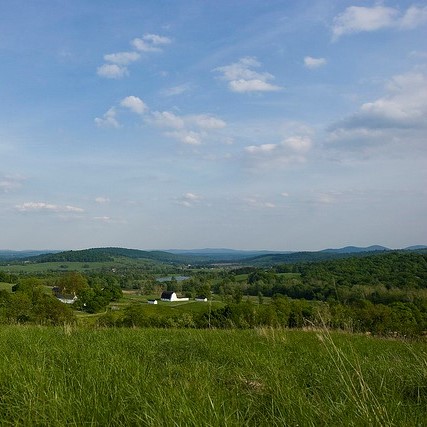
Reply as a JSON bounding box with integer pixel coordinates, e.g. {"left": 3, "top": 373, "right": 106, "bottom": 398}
{"left": 0, "top": 326, "right": 425, "bottom": 426}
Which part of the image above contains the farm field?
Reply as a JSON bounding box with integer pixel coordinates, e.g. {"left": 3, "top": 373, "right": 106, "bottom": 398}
{"left": 0, "top": 326, "right": 425, "bottom": 426}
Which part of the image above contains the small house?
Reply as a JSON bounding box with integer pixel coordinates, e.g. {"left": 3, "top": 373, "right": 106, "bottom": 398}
{"left": 52, "top": 287, "right": 78, "bottom": 304}
{"left": 147, "top": 299, "right": 158, "bottom": 305}
{"left": 195, "top": 296, "right": 208, "bottom": 302}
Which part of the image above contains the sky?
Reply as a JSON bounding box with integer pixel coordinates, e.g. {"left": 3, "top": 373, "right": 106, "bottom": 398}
{"left": 1, "top": 0, "right": 426, "bottom": 251}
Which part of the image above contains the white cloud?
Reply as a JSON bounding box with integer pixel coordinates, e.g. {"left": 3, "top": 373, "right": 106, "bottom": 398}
{"left": 16, "top": 202, "right": 84, "bottom": 213}
{"left": 328, "top": 71, "right": 427, "bottom": 158}
{"left": 229, "top": 79, "right": 281, "bottom": 93}
{"left": 132, "top": 33, "right": 171, "bottom": 52}
{"left": 304, "top": 56, "right": 327, "bottom": 69}
{"left": 150, "top": 111, "right": 226, "bottom": 145}
{"left": 98, "top": 34, "right": 171, "bottom": 79}
{"left": 97, "top": 63, "right": 128, "bottom": 79}
{"left": 187, "top": 114, "right": 226, "bottom": 130}
{"left": 104, "top": 51, "right": 140, "bottom": 65}
{"left": 143, "top": 33, "right": 172, "bottom": 45}
{"left": 166, "top": 130, "right": 203, "bottom": 145}
{"left": 332, "top": 4, "right": 427, "bottom": 39}
{"left": 245, "top": 135, "right": 312, "bottom": 168}
{"left": 332, "top": 71, "right": 427, "bottom": 130}
{"left": 151, "top": 111, "right": 185, "bottom": 129}
{"left": 400, "top": 5, "right": 427, "bottom": 29}
{"left": 120, "top": 96, "right": 148, "bottom": 115}
{"left": 282, "top": 136, "right": 312, "bottom": 153}
{"left": 132, "top": 38, "right": 161, "bottom": 52}
{"left": 215, "top": 57, "right": 282, "bottom": 93}
{"left": 94, "top": 107, "right": 120, "bottom": 129}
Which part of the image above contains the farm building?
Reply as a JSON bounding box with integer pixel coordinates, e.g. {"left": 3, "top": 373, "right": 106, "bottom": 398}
{"left": 147, "top": 299, "right": 158, "bottom": 305}
{"left": 52, "top": 287, "right": 78, "bottom": 304}
{"left": 195, "top": 296, "right": 208, "bottom": 302}
{"left": 160, "top": 291, "right": 189, "bottom": 302}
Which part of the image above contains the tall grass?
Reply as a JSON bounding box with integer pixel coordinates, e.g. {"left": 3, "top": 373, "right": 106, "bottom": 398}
{"left": 0, "top": 326, "right": 425, "bottom": 426}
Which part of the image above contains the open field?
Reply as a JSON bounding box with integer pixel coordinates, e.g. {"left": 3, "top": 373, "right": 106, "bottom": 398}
{"left": 0, "top": 326, "right": 425, "bottom": 426}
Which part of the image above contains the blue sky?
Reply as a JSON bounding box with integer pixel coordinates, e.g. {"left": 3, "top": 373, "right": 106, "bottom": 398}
{"left": 1, "top": 0, "right": 426, "bottom": 251}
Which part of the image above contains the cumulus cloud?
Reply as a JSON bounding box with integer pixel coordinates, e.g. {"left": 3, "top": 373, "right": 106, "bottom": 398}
{"left": 332, "top": 4, "right": 427, "bottom": 39}
{"left": 97, "top": 64, "right": 128, "bottom": 79}
{"left": 16, "top": 202, "right": 84, "bottom": 213}
{"left": 304, "top": 56, "right": 327, "bottom": 69}
{"left": 150, "top": 111, "right": 226, "bottom": 145}
{"left": 400, "top": 5, "right": 427, "bottom": 29}
{"left": 331, "top": 71, "right": 427, "bottom": 131}
{"left": 120, "top": 96, "right": 148, "bottom": 115}
{"left": 94, "top": 107, "right": 120, "bottom": 128}
{"left": 151, "top": 111, "right": 185, "bottom": 129}
{"left": 98, "top": 33, "right": 171, "bottom": 79}
{"left": 95, "top": 96, "right": 226, "bottom": 146}
{"left": 214, "top": 57, "right": 282, "bottom": 93}
{"left": 245, "top": 135, "right": 312, "bottom": 168}
{"left": 328, "top": 71, "right": 427, "bottom": 157}
{"left": 166, "top": 130, "right": 203, "bottom": 145}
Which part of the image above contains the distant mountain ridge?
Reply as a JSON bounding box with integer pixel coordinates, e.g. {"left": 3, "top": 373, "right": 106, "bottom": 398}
{"left": 320, "top": 245, "right": 389, "bottom": 254}
{"left": 1, "top": 245, "right": 426, "bottom": 265}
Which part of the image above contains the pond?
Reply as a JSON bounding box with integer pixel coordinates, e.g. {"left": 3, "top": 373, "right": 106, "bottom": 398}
{"left": 156, "top": 275, "right": 190, "bottom": 283}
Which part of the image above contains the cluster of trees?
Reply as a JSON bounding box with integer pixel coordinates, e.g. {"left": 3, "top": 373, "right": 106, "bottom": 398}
{"left": 54, "top": 272, "right": 123, "bottom": 313}
{"left": 0, "top": 271, "right": 124, "bottom": 325}
{"left": 96, "top": 295, "right": 426, "bottom": 337}
{"left": 0, "top": 278, "right": 75, "bottom": 325}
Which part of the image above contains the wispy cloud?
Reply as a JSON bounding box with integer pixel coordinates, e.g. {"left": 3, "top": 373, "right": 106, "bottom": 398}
{"left": 95, "top": 197, "right": 110, "bottom": 204}
{"left": 104, "top": 51, "right": 140, "bottom": 65}
{"left": 161, "top": 83, "right": 192, "bottom": 97}
{"left": 177, "top": 192, "right": 201, "bottom": 207}
{"left": 332, "top": 4, "right": 427, "bottom": 40}
{"left": 304, "top": 56, "right": 327, "bottom": 69}
{"left": 214, "top": 57, "right": 282, "bottom": 93}
{"left": 243, "top": 197, "right": 276, "bottom": 209}
{"left": 16, "top": 202, "right": 84, "bottom": 213}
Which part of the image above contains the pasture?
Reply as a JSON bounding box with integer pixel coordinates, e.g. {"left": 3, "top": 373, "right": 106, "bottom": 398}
{"left": 0, "top": 326, "right": 425, "bottom": 426}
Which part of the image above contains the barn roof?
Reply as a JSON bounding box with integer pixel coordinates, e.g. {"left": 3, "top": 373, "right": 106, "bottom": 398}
{"left": 161, "top": 291, "right": 176, "bottom": 299}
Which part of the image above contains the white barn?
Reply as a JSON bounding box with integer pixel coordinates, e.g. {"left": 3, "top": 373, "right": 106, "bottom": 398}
{"left": 160, "top": 291, "right": 189, "bottom": 302}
